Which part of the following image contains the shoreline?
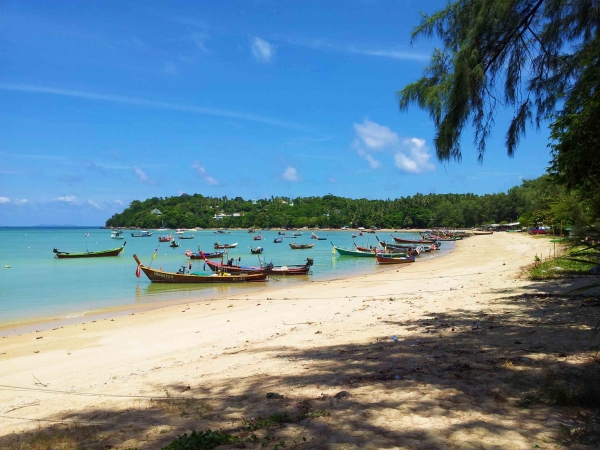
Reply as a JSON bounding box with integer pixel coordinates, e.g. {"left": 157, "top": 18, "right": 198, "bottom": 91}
{"left": 0, "top": 238, "right": 453, "bottom": 337}
{"left": 4, "top": 232, "right": 588, "bottom": 448}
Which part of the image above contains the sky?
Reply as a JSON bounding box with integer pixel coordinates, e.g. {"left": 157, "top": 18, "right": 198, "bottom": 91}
{"left": 0, "top": 0, "right": 554, "bottom": 226}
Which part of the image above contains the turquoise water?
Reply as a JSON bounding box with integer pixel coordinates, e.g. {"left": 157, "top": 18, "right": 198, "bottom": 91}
{"left": 0, "top": 227, "right": 453, "bottom": 325}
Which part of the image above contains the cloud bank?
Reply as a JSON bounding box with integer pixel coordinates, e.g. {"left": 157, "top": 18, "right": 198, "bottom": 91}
{"left": 352, "top": 119, "right": 435, "bottom": 174}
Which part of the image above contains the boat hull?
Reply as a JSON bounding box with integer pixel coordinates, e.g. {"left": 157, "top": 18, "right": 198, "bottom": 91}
{"left": 54, "top": 247, "right": 124, "bottom": 258}
{"left": 375, "top": 254, "right": 416, "bottom": 264}
{"left": 289, "top": 243, "right": 314, "bottom": 249}
{"left": 133, "top": 255, "right": 267, "bottom": 283}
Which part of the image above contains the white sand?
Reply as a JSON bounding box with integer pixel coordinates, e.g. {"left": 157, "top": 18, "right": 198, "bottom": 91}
{"left": 1, "top": 233, "right": 596, "bottom": 449}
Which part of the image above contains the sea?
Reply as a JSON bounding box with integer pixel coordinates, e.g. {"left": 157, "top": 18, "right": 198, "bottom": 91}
{"left": 0, "top": 227, "right": 453, "bottom": 328}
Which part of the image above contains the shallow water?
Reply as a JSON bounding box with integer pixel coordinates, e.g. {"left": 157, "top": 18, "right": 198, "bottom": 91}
{"left": 0, "top": 227, "right": 453, "bottom": 324}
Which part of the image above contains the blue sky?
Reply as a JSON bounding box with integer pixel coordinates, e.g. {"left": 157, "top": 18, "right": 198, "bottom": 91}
{"left": 0, "top": 0, "right": 553, "bottom": 225}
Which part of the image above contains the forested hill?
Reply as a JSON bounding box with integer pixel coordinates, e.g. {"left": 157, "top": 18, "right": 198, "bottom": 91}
{"left": 105, "top": 176, "right": 572, "bottom": 229}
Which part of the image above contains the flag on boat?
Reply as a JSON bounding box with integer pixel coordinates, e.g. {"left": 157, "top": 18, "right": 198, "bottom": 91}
{"left": 136, "top": 265, "right": 141, "bottom": 278}
{"left": 153, "top": 247, "right": 158, "bottom": 259}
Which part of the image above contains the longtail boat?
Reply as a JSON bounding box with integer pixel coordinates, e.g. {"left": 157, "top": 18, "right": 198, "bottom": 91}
{"left": 131, "top": 230, "right": 153, "bottom": 237}
{"left": 331, "top": 243, "right": 408, "bottom": 258}
{"left": 214, "top": 242, "right": 238, "bottom": 249}
{"left": 178, "top": 235, "right": 194, "bottom": 239}
{"left": 274, "top": 237, "right": 283, "bottom": 243}
{"left": 472, "top": 230, "right": 493, "bottom": 235}
{"left": 253, "top": 234, "right": 262, "bottom": 240}
{"left": 289, "top": 243, "right": 314, "bottom": 249}
{"left": 360, "top": 242, "right": 421, "bottom": 257}
{"left": 158, "top": 234, "right": 173, "bottom": 242}
{"left": 54, "top": 242, "right": 126, "bottom": 259}
{"left": 200, "top": 252, "right": 313, "bottom": 275}
{"left": 185, "top": 247, "right": 224, "bottom": 259}
{"left": 375, "top": 252, "right": 416, "bottom": 265}
{"left": 133, "top": 254, "right": 268, "bottom": 283}
{"left": 391, "top": 234, "right": 437, "bottom": 244}
{"left": 250, "top": 246, "right": 264, "bottom": 254}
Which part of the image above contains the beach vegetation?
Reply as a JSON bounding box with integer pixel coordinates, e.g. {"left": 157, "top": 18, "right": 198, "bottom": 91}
{"left": 106, "top": 175, "right": 585, "bottom": 231}
{"left": 161, "top": 429, "right": 238, "bottom": 450}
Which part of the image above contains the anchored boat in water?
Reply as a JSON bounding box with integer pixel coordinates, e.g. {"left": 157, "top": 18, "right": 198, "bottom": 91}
{"left": 54, "top": 242, "right": 126, "bottom": 259}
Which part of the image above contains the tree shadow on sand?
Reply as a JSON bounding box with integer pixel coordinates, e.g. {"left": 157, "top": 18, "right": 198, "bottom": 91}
{"left": 2, "top": 279, "right": 599, "bottom": 449}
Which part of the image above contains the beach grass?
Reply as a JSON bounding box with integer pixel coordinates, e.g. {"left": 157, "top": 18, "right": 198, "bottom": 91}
{"left": 528, "top": 248, "right": 597, "bottom": 280}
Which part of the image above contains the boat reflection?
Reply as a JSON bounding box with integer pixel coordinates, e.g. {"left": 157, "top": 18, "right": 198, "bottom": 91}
{"left": 135, "top": 281, "right": 267, "bottom": 304}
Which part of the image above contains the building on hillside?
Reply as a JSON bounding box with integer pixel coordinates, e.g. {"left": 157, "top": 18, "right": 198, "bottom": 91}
{"left": 151, "top": 208, "right": 162, "bottom": 216}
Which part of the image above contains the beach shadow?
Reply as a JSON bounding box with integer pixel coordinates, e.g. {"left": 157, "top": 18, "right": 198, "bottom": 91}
{"left": 1, "top": 279, "right": 599, "bottom": 449}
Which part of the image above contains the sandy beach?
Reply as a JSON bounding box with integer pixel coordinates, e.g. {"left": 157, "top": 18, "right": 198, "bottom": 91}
{"left": 1, "top": 232, "right": 598, "bottom": 449}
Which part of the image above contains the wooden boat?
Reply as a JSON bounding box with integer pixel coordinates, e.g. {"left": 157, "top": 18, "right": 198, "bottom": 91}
{"left": 293, "top": 232, "right": 303, "bottom": 236}
{"left": 250, "top": 246, "right": 264, "bottom": 254}
{"left": 214, "top": 229, "right": 231, "bottom": 234}
{"left": 111, "top": 230, "right": 124, "bottom": 240}
{"left": 200, "top": 253, "right": 314, "bottom": 276}
{"left": 377, "top": 242, "right": 424, "bottom": 255}
{"left": 375, "top": 252, "right": 416, "bottom": 265}
{"left": 391, "top": 234, "right": 436, "bottom": 244}
{"left": 421, "top": 233, "right": 460, "bottom": 241}
{"left": 185, "top": 247, "right": 224, "bottom": 259}
{"left": 331, "top": 243, "right": 408, "bottom": 258}
{"left": 289, "top": 243, "right": 314, "bottom": 249}
{"left": 158, "top": 234, "right": 173, "bottom": 242}
{"left": 274, "top": 237, "right": 283, "bottom": 243}
{"left": 176, "top": 229, "right": 185, "bottom": 234}
{"left": 54, "top": 242, "right": 126, "bottom": 259}
{"left": 528, "top": 227, "right": 548, "bottom": 235}
{"left": 285, "top": 236, "right": 297, "bottom": 238}
{"left": 133, "top": 254, "right": 268, "bottom": 283}
{"left": 178, "top": 235, "right": 194, "bottom": 240}
{"left": 472, "top": 230, "right": 493, "bottom": 235}
{"left": 253, "top": 234, "right": 262, "bottom": 240}
{"left": 131, "top": 230, "right": 153, "bottom": 237}
{"left": 214, "top": 242, "right": 238, "bottom": 249}
{"left": 169, "top": 240, "right": 179, "bottom": 248}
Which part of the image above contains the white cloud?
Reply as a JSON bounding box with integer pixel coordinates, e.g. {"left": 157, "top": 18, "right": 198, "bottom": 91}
{"left": 363, "top": 152, "right": 382, "bottom": 169}
{"left": 282, "top": 166, "right": 301, "bottom": 182}
{"left": 394, "top": 138, "right": 436, "bottom": 174}
{"left": 282, "top": 37, "right": 430, "bottom": 62}
{"left": 0, "top": 84, "right": 311, "bottom": 132}
{"left": 88, "top": 200, "right": 102, "bottom": 210}
{"left": 191, "top": 161, "right": 220, "bottom": 185}
{"left": 54, "top": 196, "right": 77, "bottom": 203}
{"left": 251, "top": 37, "right": 275, "bottom": 62}
{"left": 114, "top": 199, "right": 124, "bottom": 206}
{"left": 134, "top": 167, "right": 149, "bottom": 182}
{"left": 354, "top": 119, "right": 399, "bottom": 149}
{"left": 0, "top": 196, "right": 9, "bottom": 203}
{"left": 14, "top": 198, "right": 27, "bottom": 205}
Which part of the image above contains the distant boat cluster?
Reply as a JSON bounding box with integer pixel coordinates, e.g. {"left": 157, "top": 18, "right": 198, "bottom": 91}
{"left": 53, "top": 227, "right": 487, "bottom": 284}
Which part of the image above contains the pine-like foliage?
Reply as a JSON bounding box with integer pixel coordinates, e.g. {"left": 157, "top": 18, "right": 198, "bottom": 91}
{"left": 399, "top": 0, "right": 600, "bottom": 163}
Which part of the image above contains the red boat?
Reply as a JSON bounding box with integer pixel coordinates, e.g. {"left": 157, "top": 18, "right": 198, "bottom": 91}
{"left": 158, "top": 234, "right": 173, "bottom": 242}
{"left": 200, "top": 252, "right": 313, "bottom": 276}
{"left": 253, "top": 234, "right": 262, "bottom": 240}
